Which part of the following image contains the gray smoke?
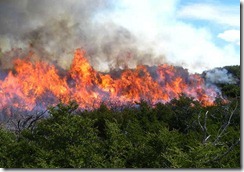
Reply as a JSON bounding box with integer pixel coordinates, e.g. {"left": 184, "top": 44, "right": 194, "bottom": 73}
{"left": 204, "top": 68, "right": 238, "bottom": 84}
{"left": 0, "top": 0, "right": 166, "bottom": 71}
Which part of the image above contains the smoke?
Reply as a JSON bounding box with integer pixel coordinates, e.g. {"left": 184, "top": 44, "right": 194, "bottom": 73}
{"left": 204, "top": 68, "right": 238, "bottom": 84}
{"left": 0, "top": 0, "right": 167, "bottom": 71}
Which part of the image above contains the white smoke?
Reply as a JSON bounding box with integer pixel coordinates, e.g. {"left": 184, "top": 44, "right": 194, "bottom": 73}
{"left": 204, "top": 68, "right": 238, "bottom": 84}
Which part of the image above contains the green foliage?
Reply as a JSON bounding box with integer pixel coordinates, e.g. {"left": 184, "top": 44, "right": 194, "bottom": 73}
{"left": 224, "top": 65, "right": 240, "bottom": 80}
{"left": 103, "top": 120, "right": 132, "bottom": 168}
{"left": 220, "top": 84, "right": 240, "bottom": 98}
{"left": 0, "top": 127, "right": 15, "bottom": 167}
{"left": 0, "top": 93, "right": 240, "bottom": 168}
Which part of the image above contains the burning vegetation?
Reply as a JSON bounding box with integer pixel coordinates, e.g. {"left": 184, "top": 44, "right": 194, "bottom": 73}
{"left": 0, "top": 0, "right": 240, "bottom": 169}
{"left": 0, "top": 48, "right": 223, "bottom": 115}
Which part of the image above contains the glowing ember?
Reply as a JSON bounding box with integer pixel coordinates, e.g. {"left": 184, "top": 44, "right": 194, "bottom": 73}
{"left": 0, "top": 48, "right": 219, "bottom": 113}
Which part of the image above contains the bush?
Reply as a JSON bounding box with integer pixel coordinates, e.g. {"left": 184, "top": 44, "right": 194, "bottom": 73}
{"left": 0, "top": 95, "right": 240, "bottom": 168}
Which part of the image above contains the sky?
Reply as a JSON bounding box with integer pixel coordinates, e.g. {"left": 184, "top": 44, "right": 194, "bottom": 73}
{"left": 0, "top": 0, "right": 241, "bottom": 74}
{"left": 95, "top": 0, "right": 240, "bottom": 73}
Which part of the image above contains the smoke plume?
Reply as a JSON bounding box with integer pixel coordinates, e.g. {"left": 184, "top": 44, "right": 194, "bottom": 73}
{"left": 0, "top": 0, "right": 166, "bottom": 71}
{"left": 204, "top": 68, "right": 238, "bottom": 84}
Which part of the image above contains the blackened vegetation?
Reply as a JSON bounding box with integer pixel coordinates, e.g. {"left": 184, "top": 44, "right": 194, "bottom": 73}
{"left": 0, "top": 66, "right": 240, "bottom": 168}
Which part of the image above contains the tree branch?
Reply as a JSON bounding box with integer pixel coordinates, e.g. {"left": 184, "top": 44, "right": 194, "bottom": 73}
{"left": 213, "top": 103, "right": 238, "bottom": 145}
{"left": 212, "top": 138, "right": 240, "bottom": 162}
{"left": 198, "top": 111, "right": 211, "bottom": 144}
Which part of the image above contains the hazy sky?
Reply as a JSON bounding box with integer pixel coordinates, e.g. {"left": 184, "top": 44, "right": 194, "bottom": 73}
{"left": 0, "top": 0, "right": 240, "bottom": 73}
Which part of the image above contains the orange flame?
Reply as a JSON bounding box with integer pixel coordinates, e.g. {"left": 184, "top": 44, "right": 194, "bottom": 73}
{"left": 0, "top": 48, "right": 219, "bottom": 113}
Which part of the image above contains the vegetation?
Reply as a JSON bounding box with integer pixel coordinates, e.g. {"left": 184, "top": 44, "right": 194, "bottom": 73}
{"left": 0, "top": 66, "right": 240, "bottom": 168}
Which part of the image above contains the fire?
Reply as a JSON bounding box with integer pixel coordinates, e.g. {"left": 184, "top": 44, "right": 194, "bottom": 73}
{"left": 0, "top": 48, "right": 219, "bottom": 114}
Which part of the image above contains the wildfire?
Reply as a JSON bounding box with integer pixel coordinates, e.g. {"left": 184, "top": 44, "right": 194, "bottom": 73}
{"left": 0, "top": 48, "right": 219, "bottom": 113}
